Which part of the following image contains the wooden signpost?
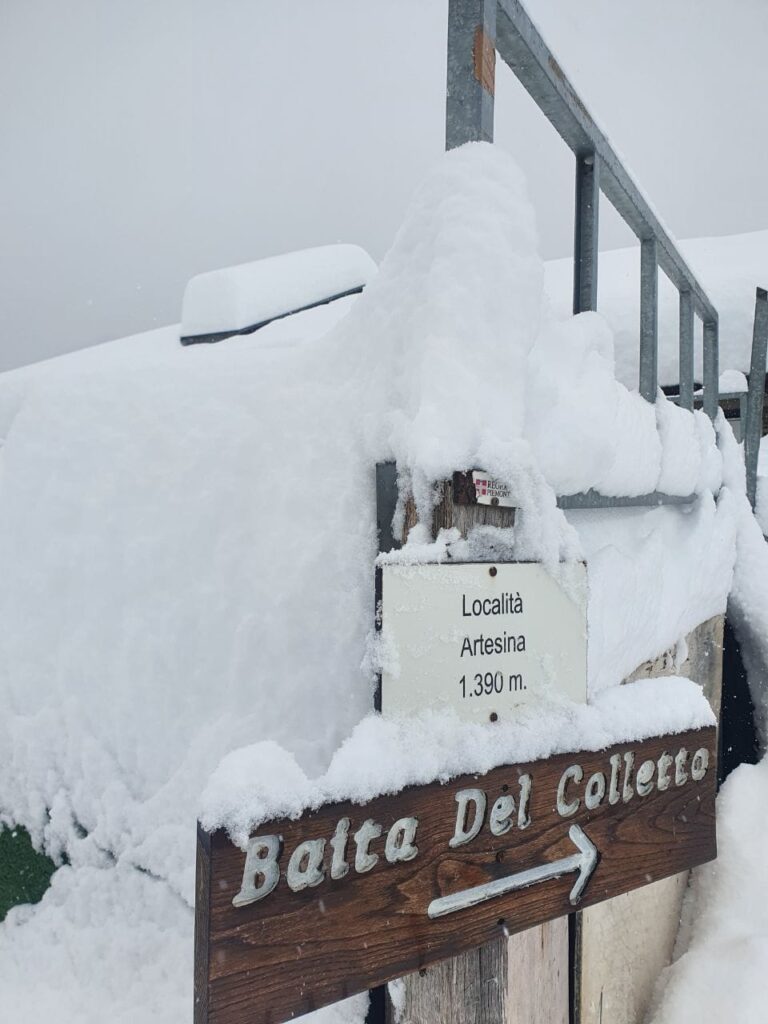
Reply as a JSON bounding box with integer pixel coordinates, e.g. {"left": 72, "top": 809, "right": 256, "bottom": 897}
{"left": 195, "top": 726, "right": 716, "bottom": 1024}
{"left": 194, "top": 467, "right": 719, "bottom": 1024}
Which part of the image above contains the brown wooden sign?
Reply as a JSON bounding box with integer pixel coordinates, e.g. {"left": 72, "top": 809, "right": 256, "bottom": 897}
{"left": 195, "top": 726, "right": 716, "bottom": 1024}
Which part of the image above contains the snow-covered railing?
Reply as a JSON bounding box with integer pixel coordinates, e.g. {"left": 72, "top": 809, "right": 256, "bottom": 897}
{"left": 447, "top": 1, "right": 724, "bottom": 505}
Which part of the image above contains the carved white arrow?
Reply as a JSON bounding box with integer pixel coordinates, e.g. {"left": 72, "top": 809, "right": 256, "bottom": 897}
{"left": 427, "top": 824, "right": 598, "bottom": 919}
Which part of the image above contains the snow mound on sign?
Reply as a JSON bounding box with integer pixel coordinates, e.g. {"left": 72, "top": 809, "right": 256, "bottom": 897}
{"left": 201, "top": 676, "right": 715, "bottom": 848}
{"left": 327, "top": 141, "right": 720, "bottom": 541}
{"left": 330, "top": 142, "right": 543, "bottom": 475}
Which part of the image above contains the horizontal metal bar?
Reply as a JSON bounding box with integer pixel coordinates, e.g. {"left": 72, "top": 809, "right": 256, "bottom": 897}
{"left": 495, "top": 0, "right": 718, "bottom": 325}
{"left": 557, "top": 490, "right": 696, "bottom": 511}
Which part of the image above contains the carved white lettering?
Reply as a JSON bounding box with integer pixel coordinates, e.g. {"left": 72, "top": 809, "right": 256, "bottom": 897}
{"left": 518, "top": 773, "right": 532, "bottom": 829}
{"left": 385, "top": 818, "right": 419, "bottom": 863}
{"left": 330, "top": 817, "right": 350, "bottom": 880}
{"left": 354, "top": 820, "right": 382, "bottom": 873}
{"left": 691, "top": 747, "right": 709, "bottom": 781}
{"left": 657, "top": 752, "right": 673, "bottom": 791}
{"left": 622, "top": 752, "right": 635, "bottom": 803}
{"left": 450, "top": 789, "right": 487, "bottom": 848}
{"left": 608, "top": 754, "right": 622, "bottom": 805}
{"left": 286, "top": 839, "right": 325, "bottom": 892}
{"left": 584, "top": 771, "right": 606, "bottom": 810}
{"left": 675, "top": 748, "right": 689, "bottom": 786}
{"left": 489, "top": 795, "right": 515, "bottom": 836}
{"left": 636, "top": 759, "right": 655, "bottom": 797}
{"left": 557, "top": 764, "right": 583, "bottom": 817}
{"left": 233, "top": 834, "right": 282, "bottom": 907}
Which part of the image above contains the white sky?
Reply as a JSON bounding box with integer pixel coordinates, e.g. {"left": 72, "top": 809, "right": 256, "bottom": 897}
{"left": 1, "top": 0, "right": 767, "bottom": 371}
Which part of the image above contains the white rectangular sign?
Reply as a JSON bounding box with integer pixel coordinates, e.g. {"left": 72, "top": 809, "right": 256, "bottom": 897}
{"left": 378, "top": 561, "right": 587, "bottom": 723}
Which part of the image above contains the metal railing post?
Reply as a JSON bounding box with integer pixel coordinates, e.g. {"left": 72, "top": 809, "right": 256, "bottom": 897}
{"left": 573, "top": 152, "right": 599, "bottom": 314}
{"left": 639, "top": 239, "right": 659, "bottom": 402}
{"left": 703, "top": 321, "right": 719, "bottom": 421}
{"left": 678, "top": 290, "right": 694, "bottom": 411}
{"left": 446, "top": 0, "right": 497, "bottom": 150}
{"left": 745, "top": 288, "right": 768, "bottom": 508}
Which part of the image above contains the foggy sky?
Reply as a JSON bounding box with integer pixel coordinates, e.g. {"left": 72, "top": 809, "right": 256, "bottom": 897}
{"left": 2, "top": 0, "right": 767, "bottom": 372}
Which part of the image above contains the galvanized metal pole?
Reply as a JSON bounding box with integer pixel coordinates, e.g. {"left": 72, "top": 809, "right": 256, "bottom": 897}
{"left": 703, "top": 321, "right": 719, "bottom": 421}
{"left": 445, "top": 0, "right": 496, "bottom": 149}
{"left": 639, "top": 239, "right": 659, "bottom": 402}
{"left": 678, "top": 290, "right": 695, "bottom": 412}
{"left": 573, "top": 152, "right": 599, "bottom": 314}
{"left": 744, "top": 288, "right": 768, "bottom": 508}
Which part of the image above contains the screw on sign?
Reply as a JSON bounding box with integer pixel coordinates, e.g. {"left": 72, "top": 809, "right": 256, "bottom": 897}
{"left": 194, "top": 727, "right": 716, "bottom": 1024}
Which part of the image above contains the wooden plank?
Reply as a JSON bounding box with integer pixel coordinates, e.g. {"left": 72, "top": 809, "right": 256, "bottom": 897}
{"left": 577, "top": 872, "right": 688, "bottom": 1024}
{"left": 196, "top": 727, "right": 716, "bottom": 1024}
{"left": 394, "top": 940, "right": 507, "bottom": 1024}
{"left": 507, "top": 917, "right": 569, "bottom": 1024}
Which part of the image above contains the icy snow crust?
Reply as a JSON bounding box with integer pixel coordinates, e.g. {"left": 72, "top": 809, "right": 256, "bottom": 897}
{"left": 0, "top": 144, "right": 743, "bottom": 1022}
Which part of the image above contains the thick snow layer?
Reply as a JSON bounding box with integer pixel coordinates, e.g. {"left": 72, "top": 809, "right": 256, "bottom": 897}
{"left": 570, "top": 482, "right": 735, "bottom": 695}
{"left": 180, "top": 244, "right": 376, "bottom": 338}
{"left": 545, "top": 229, "right": 768, "bottom": 388}
{"left": 648, "top": 760, "right": 768, "bottom": 1024}
{"left": 754, "top": 437, "right": 768, "bottom": 536}
{"left": 644, "top": 421, "right": 768, "bottom": 1024}
{"left": 0, "top": 143, "right": 742, "bottom": 1024}
{"left": 722, "top": 433, "right": 768, "bottom": 744}
{"left": 0, "top": 864, "right": 189, "bottom": 1024}
{"left": 0, "top": 858, "right": 366, "bottom": 1024}
{"left": 201, "top": 677, "right": 714, "bottom": 848}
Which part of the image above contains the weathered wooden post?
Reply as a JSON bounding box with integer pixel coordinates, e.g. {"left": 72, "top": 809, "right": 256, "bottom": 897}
{"left": 194, "top": 467, "right": 718, "bottom": 1024}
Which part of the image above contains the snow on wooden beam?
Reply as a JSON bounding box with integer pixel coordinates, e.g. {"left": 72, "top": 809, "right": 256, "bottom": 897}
{"left": 180, "top": 244, "right": 377, "bottom": 346}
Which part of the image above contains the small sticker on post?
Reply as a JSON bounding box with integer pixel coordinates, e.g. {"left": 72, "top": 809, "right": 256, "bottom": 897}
{"left": 473, "top": 473, "right": 514, "bottom": 507}
{"left": 452, "top": 470, "right": 516, "bottom": 508}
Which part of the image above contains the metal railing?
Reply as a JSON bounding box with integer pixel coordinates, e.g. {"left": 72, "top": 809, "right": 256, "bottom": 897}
{"left": 446, "top": 0, "right": 726, "bottom": 508}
